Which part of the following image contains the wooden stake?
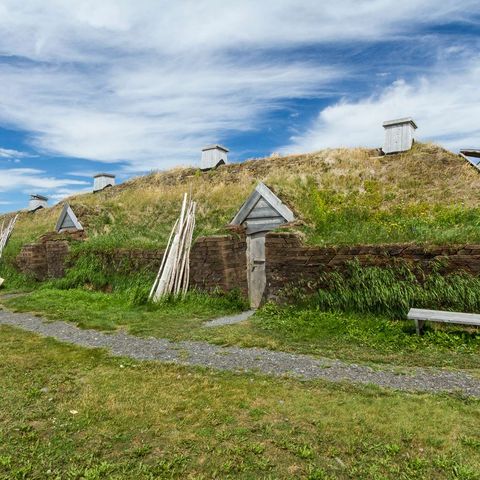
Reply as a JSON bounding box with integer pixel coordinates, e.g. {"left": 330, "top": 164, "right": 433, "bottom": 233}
{"left": 148, "top": 218, "right": 178, "bottom": 301}
{"left": 151, "top": 194, "right": 196, "bottom": 302}
{"left": 0, "top": 214, "right": 18, "bottom": 287}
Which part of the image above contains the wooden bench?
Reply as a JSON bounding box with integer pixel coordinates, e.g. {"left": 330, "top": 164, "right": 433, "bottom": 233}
{"left": 407, "top": 308, "right": 480, "bottom": 335}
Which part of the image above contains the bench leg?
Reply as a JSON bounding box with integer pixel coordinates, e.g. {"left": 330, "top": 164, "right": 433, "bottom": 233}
{"left": 415, "top": 320, "right": 425, "bottom": 335}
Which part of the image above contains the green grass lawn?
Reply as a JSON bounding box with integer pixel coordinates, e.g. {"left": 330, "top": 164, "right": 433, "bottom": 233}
{"left": 0, "top": 288, "right": 245, "bottom": 339}
{"left": 3, "top": 288, "right": 480, "bottom": 372}
{"left": 1, "top": 326, "right": 480, "bottom": 479}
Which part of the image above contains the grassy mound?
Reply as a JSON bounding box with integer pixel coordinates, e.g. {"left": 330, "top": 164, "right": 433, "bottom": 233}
{"left": 2, "top": 142, "right": 480, "bottom": 288}
{"left": 2, "top": 142, "right": 480, "bottom": 253}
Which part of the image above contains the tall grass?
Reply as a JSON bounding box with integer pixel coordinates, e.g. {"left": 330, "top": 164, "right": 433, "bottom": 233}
{"left": 0, "top": 236, "right": 36, "bottom": 291}
{"left": 47, "top": 245, "right": 155, "bottom": 301}
{"left": 41, "top": 240, "right": 248, "bottom": 309}
{"left": 0, "top": 261, "right": 35, "bottom": 291}
{"left": 297, "top": 177, "right": 480, "bottom": 245}
{"left": 3, "top": 143, "right": 480, "bottom": 253}
{"left": 288, "top": 261, "right": 480, "bottom": 318}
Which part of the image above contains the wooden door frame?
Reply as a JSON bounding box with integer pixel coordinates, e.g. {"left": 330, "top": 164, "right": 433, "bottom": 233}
{"left": 246, "top": 232, "right": 267, "bottom": 309}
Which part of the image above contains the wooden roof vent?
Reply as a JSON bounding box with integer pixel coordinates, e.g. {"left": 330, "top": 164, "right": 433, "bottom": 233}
{"left": 201, "top": 144, "right": 229, "bottom": 170}
{"left": 93, "top": 173, "right": 115, "bottom": 193}
{"left": 383, "top": 117, "right": 417, "bottom": 154}
{"left": 28, "top": 194, "right": 48, "bottom": 212}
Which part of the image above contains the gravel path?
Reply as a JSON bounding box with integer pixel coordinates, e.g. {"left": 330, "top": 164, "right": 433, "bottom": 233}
{"left": 203, "top": 310, "right": 256, "bottom": 327}
{"left": 1, "top": 309, "right": 480, "bottom": 397}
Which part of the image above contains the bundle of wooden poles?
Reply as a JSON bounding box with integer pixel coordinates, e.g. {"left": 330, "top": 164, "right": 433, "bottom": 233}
{"left": 0, "top": 214, "right": 19, "bottom": 287}
{"left": 149, "top": 194, "right": 196, "bottom": 301}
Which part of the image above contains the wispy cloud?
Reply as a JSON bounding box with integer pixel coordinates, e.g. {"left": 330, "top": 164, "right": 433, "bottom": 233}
{"left": 0, "top": 147, "right": 32, "bottom": 159}
{"left": 0, "top": 0, "right": 478, "bottom": 173}
{"left": 67, "top": 170, "right": 106, "bottom": 178}
{"left": 0, "top": 1, "right": 477, "bottom": 60}
{"left": 49, "top": 186, "right": 93, "bottom": 202}
{"left": 0, "top": 168, "right": 89, "bottom": 193}
{"left": 281, "top": 58, "right": 480, "bottom": 154}
{"left": 0, "top": 147, "right": 36, "bottom": 167}
{"left": 0, "top": 57, "right": 341, "bottom": 170}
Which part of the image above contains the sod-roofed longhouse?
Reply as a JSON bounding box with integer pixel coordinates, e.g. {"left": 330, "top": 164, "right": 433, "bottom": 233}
{"left": 7, "top": 142, "right": 480, "bottom": 305}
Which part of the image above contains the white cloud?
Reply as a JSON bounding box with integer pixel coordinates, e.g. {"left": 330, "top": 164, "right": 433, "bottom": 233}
{"left": 0, "top": 1, "right": 476, "bottom": 60}
{"left": 0, "top": 147, "right": 31, "bottom": 159}
{"left": 0, "top": 0, "right": 477, "bottom": 171}
{"left": 67, "top": 170, "right": 107, "bottom": 178}
{"left": 0, "top": 168, "right": 89, "bottom": 192}
{"left": 0, "top": 54, "right": 340, "bottom": 170}
{"left": 282, "top": 59, "right": 480, "bottom": 153}
{"left": 49, "top": 186, "right": 92, "bottom": 202}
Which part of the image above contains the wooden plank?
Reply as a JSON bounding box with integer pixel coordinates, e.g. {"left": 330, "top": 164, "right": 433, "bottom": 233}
{"left": 247, "top": 233, "right": 266, "bottom": 309}
{"left": 246, "top": 226, "right": 277, "bottom": 235}
{"left": 246, "top": 217, "right": 284, "bottom": 227}
{"left": 231, "top": 190, "right": 261, "bottom": 225}
{"left": 460, "top": 152, "right": 480, "bottom": 169}
{"left": 460, "top": 149, "right": 480, "bottom": 159}
{"left": 255, "top": 182, "right": 295, "bottom": 222}
{"left": 151, "top": 193, "right": 197, "bottom": 301}
{"left": 255, "top": 198, "right": 270, "bottom": 209}
{"left": 247, "top": 206, "right": 282, "bottom": 219}
{"left": 231, "top": 182, "right": 295, "bottom": 226}
{"left": 246, "top": 221, "right": 285, "bottom": 235}
{"left": 0, "top": 214, "right": 18, "bottom": 267}
{"left": 62, "top": 216, "right": 76, "bottom": 229}
{"left": 407, "top": 308, "right": 480, "bottom": 326}
{"left": 149, "top": 218, "right": 178, "bottom": 300}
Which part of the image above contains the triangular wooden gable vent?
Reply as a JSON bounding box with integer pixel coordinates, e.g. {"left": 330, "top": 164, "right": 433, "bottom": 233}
{"left": 55, "top": 203, "right": 83, "bottom": 233}
{"left": 231, "top": 182, "right": 295, "bottom": 235}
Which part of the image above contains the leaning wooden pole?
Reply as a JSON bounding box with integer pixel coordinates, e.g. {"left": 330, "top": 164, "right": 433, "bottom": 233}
{"left": 179, "top": 201, "right": 196, "bottom": 295}
{"left": 0, "top": 214, "right": 19, "bottom": 287}
{"left": 150, "top": 194, "right": 196, "bottom": 301}
{"left": 174, "top": 200, "right": 195, "bottom": 295}
{"left": 163, "top": 193, "right": 188, "bottom": 297}
{"left": 0, "top": 214, "right": 18, "bottom": 259}
{"left": 148, "top": 218, "right": 178, "bottom": 301}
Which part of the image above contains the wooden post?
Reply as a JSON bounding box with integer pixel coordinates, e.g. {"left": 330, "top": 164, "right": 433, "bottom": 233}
{"left": 415, "top": 319, "right": 425, "bottom": 335}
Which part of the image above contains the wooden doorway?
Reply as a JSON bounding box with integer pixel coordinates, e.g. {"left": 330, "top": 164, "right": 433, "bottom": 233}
{"left": 247, "top": 233, "right": 266, "bottom": 309}
{"left": 230, "top": 183, "right": 295, "bottom": 309}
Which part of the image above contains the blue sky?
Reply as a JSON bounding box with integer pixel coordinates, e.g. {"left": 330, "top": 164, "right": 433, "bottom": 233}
{"left": 0, "top": 0, "right": 479, "bottom": 213}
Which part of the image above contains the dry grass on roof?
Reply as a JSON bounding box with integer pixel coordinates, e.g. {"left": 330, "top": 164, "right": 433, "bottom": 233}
{"left": 119, "top": 142, "right": 480, "bottom": 207}
{"left": 2, "top": 142, "right": 480, "bottom": 250}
